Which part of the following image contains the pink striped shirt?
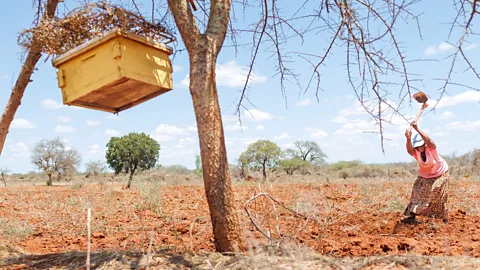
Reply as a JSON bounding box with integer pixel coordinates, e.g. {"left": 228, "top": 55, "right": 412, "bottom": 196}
{"left": 413, "top": 147, "right": 448, "bottom": 178}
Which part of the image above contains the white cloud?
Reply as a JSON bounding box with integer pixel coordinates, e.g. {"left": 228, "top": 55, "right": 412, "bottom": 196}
{"left": 180, "top": 60, "right": 267, "bottom": 88}
{"left": 225, "top": 137, "right": 239, "bottom": 146}
{"left": 153, "top": 124, "right": 188, "bottom": 141}
{"left": 244, "top": 109, "right": 273, "bottom": 121}
{"left": 226, "top": 123, "right": 247, "bottom": 132}
{"left": 173, "top": 64, "right": 184, "bottom": 72}
{"left": 241, "top": 137, "right": 261, "bottom": 145}
{"left": 277, "top": 116, "right": 285, "bottom": 120}
{"left": 11, "top": 119, "right": 36, "bottom": 129}
{"left": 55, "top": 125, "right": 76, "bottom": 133}
{"left": 432, "top": 132, "right": 448, "bottom": 137}
{"left": 342, "top": 119, "right": 374, "bottom": 130}
{"left": 255, "top": 125, "right": 265, "bottom": 131}
{"left": 295, "top": 98, "right": 312, "bottom": 107}
{"left": 105, "top": 114, "right": 120, "bottom": 121}
{"left": 444, "top": 120, "right": 480, "bottom": 131}
{"left": 41, "top": 98, "right": 64, "bottom": 110}
{"left": 306, "top": 128, "right": 329, "bottom": 139}
{"left": 331, "top": 116, "right": 349, "bottom": 124}
{"left": 156, "top": 124, "right": 188, "bottom": 135}
{"left": 274, "top": 132, "right": 290, "bottom": 140}
{"left": 280, "top": 143, "right": 295, "bottom": 150}
{"left": 56, "top": 116, "right": 71, "bottom": 123}
{"left": 187, "top": 125, "right": 197, "bottom": 132}
{"left": 104, "top": 129, "right": 120, "bottom": 136}
{"left": 86, "top": 120, "right": 102, "bottom": 126}
{"left": 424, "top": 42, "right": 454, "bottom": 56}
{"left": 435, "top": 90, "right": 480, "bottom": 108}
{"left": 88, "top": 144, "right": 102, "bottom": 155}
{"left": 40, "top": 98, "right": 83, "bottom": 110}
{"left": 223, "top": 114, "right": 238, "bottom": 122}
{"left": 465, "top": 44, "right": 477, "bottom": 51}
{"left": 7, "top": 142, "right": 30, "bottom": 158}
{"left": 439, "top": 111, "right": 454, "bottom": 120}
{"left": 179, "top": 137, "right": 196, "bottom": 144}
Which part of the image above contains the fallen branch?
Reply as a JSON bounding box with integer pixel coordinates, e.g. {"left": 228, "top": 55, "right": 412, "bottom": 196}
{"left": 244, "top": 191, "right": 322, "bottom": 243}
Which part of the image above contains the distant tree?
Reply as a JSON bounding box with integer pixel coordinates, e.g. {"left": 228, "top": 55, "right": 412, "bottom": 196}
{"left": 85, "top": 160, "right": 107, "bottom": 177}
{"left": 105, "top": 132, "right": 160, "bottom": 188}
{"left": 330, "top": 160, "right": 364, "bottom": 171}
{"left": 279, "top": 158, "right": 310, "bottom": 176}
{"left": 194, "top": 154, "right": 203, "bottom": 177}
{"left": 285, "top": 140, "right": 328, "bottom": 167}
{"left": 30, "top": 137, "right": 81, "bottom": 186}
{"left": 237, "top": 152, "right": 249, "bottom": 178}
{"left": 0, "top": 168, "right": 9, "bottom": 187}
{"left": 241, "top": 140, "right": 281, "bottom": 180}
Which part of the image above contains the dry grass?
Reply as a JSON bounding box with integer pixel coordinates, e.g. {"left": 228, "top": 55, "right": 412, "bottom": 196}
{"left": 2, "top": 245, "right": 480, "bottom": 269}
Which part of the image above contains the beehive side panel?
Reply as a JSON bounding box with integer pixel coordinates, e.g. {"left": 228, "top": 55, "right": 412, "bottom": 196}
{"left": 120, "top": 37, "right": 173, "bottom": 90}
{"left": 59, "top": 37, "right": 124, "bottom": 104}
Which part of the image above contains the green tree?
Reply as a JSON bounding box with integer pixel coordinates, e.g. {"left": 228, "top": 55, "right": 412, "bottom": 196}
{"left": 30, "top": 137, "right": 81, "bottom": 186}
{"left": 279, "top": 158, "right": 310, "bottom": 176}
{"left": 194, "top": 154, "right": 203, "bottom": 177}
{"left": 241, "top": 140, "right": 281, "bottom": 180}
{"left": 285, "top": 140, "right": 328, "bottom": 167}
{"left": 105, "top": 132, "right": 160, "bottom": 188}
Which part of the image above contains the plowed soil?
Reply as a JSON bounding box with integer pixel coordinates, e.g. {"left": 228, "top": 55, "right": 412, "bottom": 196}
{"left": 1, "top": 179, "right": 479, "bottom": 260}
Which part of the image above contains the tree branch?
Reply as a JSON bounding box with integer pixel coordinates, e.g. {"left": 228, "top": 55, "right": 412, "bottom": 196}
{"left": 167, "top": 0, "right": 201, "bottom": 53}
{"left": 206, "top": 0, "right": 232, "bottom": 55}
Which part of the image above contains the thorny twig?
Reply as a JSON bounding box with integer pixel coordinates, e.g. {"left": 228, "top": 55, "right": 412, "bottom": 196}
{"left": 244, "top": 191, "right": 321, "bottom": 244}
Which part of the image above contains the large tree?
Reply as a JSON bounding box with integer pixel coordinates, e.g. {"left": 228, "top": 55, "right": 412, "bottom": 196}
{"left": 285, "top": 140, "right": 328, "bottom": 167}
{"left": 30, "top": 137, "right": 81, "bottom": 186}
{"left": 105, "top": 132, "right": 160, "bottom": 188}
{"left": 241, "top": 140, "right": 282, "bottom": 180}
{"left": 0, "top": 0, "right": 60, "bottom": 155}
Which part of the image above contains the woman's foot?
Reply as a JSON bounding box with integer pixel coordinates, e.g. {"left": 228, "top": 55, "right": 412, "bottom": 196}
{"left": 400, "top": 214, "right": 418, "bottom": 224}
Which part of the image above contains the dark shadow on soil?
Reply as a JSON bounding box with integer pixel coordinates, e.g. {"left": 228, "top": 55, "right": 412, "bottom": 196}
{"left": 1, "top": 250, "right": 196, "bottom": 270}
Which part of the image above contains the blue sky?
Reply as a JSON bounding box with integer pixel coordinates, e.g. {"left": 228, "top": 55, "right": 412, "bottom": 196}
{"left": 1, "top": 0, "right": 479, "bottom": 173}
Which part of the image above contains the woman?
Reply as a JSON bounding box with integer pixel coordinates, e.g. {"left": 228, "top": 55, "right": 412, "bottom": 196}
{"left": 402, "top": 119, "right": 449, "bottom": 224}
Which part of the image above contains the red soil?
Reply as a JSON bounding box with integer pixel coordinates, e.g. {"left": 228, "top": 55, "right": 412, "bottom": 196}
{"left": 1, "top": 180, "right": 479, "bottom": 258}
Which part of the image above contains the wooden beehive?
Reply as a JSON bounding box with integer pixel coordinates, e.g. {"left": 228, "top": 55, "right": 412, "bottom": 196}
{"left": 51, "top": 29, "right": 173, "bottom": 113}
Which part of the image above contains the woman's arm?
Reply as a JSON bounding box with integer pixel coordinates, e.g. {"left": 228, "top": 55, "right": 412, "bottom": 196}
{"left": 405, "top": 129, "right": 415, "bottom": 156}
{"left": 411, "top": 121, "right": 436, "bottom": 149}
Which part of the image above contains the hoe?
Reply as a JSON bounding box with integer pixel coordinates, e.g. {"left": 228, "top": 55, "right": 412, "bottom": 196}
{"left": 407, "top": 91, "right": 429, "bottom": 132}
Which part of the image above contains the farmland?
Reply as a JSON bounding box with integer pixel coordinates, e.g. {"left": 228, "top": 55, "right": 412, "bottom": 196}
{"left": 1, "top": 162, "right": 480, "bottom": 269}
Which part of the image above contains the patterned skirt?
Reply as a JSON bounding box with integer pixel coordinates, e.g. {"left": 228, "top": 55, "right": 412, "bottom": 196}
{"left": 404, "top": 171, "right": 449, "bottom": 219}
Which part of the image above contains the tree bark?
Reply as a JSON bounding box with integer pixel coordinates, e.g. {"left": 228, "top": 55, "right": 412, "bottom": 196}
{"left": 168, "top": 0, "right": 244, "bottom": 252}
{"left": 46, "top": 173, "right": 53, "bottom": 186}
{"left": 0, "top": 0, "right": 60, "bottom": 156}
{"left": 126, "top": 170, "right": 134, "bottom": 189}
{"left": 262, "top": 161, "right": 267, "bottom": 180}
{"left": 189, "top": 37, "right": 245, "bottom": 252}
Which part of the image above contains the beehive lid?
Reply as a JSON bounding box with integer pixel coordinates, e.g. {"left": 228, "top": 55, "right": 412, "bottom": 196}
{"left": 52, "top": 27, "right": 173, "bottom": 67}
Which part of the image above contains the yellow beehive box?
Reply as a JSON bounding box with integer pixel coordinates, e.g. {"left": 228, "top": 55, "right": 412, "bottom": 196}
{"left": 51, "top": 28, "right": 174, "bottom": 113}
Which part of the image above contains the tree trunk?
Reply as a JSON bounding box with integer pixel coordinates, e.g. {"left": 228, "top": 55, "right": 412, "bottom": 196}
{"left": 0, "top": 0, "right": 60, "bottom": 156}
{"left": 189, "top": 37, "right": 245, "bottom": 252}
{"left": 46, "top": 173, "right": 53, "bottom": 186}
{"left": 262, "top": 161, "right": 267, "bottom": 180}
{"left": 126, "top": 171, "right": 134, "bottom": 189}
{"left": 168, "top": 0, "right": 242, "bottom": 252}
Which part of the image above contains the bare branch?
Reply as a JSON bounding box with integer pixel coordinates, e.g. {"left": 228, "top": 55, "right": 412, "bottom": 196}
{"left": 167, "top": 0, "right": 201, "bottom": 53}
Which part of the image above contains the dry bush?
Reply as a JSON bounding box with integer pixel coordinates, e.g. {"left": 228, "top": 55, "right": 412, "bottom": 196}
{"left": 18, "top": 2, "right": 174, "bottom": 58}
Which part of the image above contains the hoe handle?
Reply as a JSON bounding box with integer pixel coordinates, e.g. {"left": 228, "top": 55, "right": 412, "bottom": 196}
{"left": 407, "top": 103, "right": 427, "bottom": 132}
